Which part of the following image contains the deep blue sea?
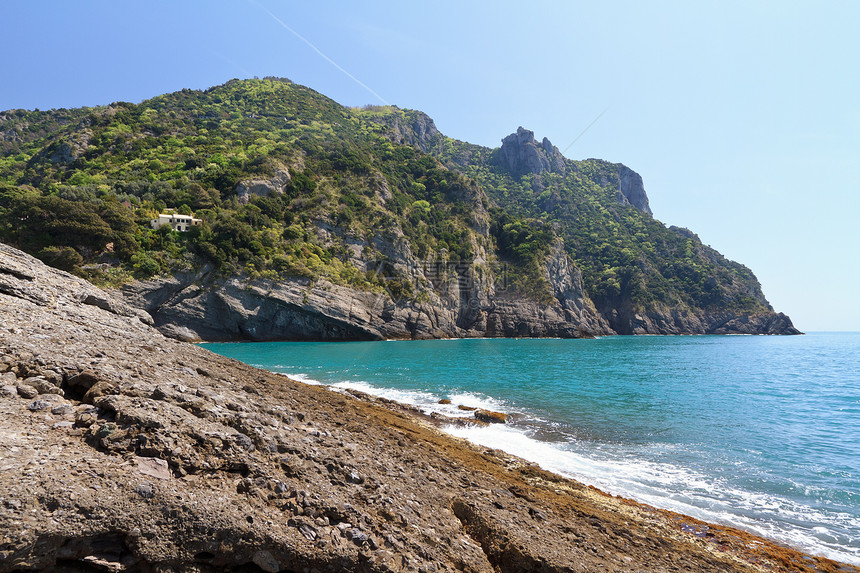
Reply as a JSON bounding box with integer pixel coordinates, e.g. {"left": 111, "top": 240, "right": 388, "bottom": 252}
{"left": 202, "top": 333, "right": 860, "bottom": 565}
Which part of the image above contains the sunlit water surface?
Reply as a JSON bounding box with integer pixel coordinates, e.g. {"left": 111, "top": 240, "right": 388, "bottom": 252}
{"left": 203, "top": 333, "right": 860, "bottom": 565}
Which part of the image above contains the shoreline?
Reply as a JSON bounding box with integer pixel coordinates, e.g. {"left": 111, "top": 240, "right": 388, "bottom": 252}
{"left": 0, "top": 243, "right": 852, "bottom": 572}
{"left": 203, "top": 337, "right": 858, "bottom": 568}
{"left": 206, "top": 337, "right": 858, "bottom": 568}
{"left": 314, "top": 382, "right": 860, "bottom": 569}
{"left": 304, "top": 382, "right": 857, "bottom": 572}
{"left": 204, "top": 336, "right": 860, "bottom": 567}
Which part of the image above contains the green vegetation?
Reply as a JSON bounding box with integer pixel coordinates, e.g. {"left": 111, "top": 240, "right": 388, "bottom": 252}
{"left": 424, "top": 137, "right": 769, "bottom": 315}
{"left": 488, "top": 209, "right": 554, "bottom": 302}
{"left": 0, "top": 79, "right": 481, "bottom": 293}
{"left": 0, "top": 78, "right": 772, "bottom": 320}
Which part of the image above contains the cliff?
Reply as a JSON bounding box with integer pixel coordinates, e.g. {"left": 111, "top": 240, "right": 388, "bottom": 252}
{"left": 119, "top": 237, "right": 611, "bottom": 342}
{"left": 0, "top": 79, "right": 800, "bottom": 338}
{"left": 0, "top": 244, "right": 846, "bottom": 572}
{"left": 498, "top": 127, "right": 567, "bottom": 177}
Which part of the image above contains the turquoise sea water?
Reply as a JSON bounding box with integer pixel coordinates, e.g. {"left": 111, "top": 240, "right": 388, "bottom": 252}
{"left": 202, "top": 333, "right": 860, "bottom": 565}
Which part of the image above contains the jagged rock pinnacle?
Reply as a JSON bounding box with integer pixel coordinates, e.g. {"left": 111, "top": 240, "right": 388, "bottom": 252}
{"left": 499, "top": 127, "right": 566, "bottom": 176}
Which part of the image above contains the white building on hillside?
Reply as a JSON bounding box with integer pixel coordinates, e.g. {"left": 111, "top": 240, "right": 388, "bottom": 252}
{"left": 150, "top": 213, "right": 202, "bottom": 232}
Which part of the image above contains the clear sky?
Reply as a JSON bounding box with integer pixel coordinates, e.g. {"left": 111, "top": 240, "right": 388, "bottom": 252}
{"left": 3, "top": 1, "right": 858, "bottom": 331}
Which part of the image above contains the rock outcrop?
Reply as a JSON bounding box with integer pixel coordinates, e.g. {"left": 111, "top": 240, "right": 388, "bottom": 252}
{"left": 382, "top": 110, "right": 443, "bottom": 154}
{"left": 1, "top": 242, "right": 847, "bottom": 573}
{"left": 607, "top": 306, "right": 801, "bottom": 336}
{"left": 119, "top": 238, "right": 612, "bottom": 342}
{"left": 616, "top": 165, "right": 652, "bottom": 215}
{"left": 498, "top": 127, "right": 566, "bottom": 177}
{"left": 496, "top": 128, "right": 651, "bottom": 215}
{"left": 234, "top": 168, "right": 292, "bottom": 204}
{"left": 38, "top": 130, "right": 93, "bottom": 165}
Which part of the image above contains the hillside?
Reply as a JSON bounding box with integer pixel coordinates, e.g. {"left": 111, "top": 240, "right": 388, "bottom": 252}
{"left": 0, "top": 78, "right": 799, "bottom": 338}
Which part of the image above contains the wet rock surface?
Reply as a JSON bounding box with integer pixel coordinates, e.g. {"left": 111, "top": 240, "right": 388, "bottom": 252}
{"left": 0, "top": 242, "right": 847, "bottom": 572}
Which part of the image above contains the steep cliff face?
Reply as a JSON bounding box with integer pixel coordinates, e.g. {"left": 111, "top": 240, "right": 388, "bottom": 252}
{"left": 119, "top": 236, "right": 612, "bottom": 342}
{"left": 498, "top": 127, "right": 567, "bottom": 176}
{"left": 616, "top": 165, "right": 652, "bottom": 215}
{"left": 483, "top": 239, "right": 609, "bottom": 338}
{"left": 432, "top": 129, "right": 795, "bottom": 334}
{"left": 606, "top": 304, "right": 799, "bottom": 335}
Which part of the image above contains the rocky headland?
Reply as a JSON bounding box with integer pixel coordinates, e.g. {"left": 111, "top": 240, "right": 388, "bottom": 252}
{"left": 112, "top": 122, "right": 798, "bottom": 343}
{"left": 0, "top": 80, "right": 801, "bottom": 340}
{"left": 0, "top": 243, "right": 836, "bottom": 572}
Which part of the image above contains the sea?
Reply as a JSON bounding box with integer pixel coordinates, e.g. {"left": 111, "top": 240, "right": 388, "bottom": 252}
{"left": 201, "top": 332, "right": 860, "bottom": 566}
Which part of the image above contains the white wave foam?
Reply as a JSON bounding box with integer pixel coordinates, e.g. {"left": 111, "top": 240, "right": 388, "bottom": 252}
{"left": 330, "top": 380, "right": 439, "bottom": 406}
{"left": 444, "top": 391, "right": 507, "bottom": 412}
{"left": 265, "top": 369, "right": 860, "bottom": 565}
{"left": 327, "top": 381, "right": 513, "bottom": 420}
{"left": 283, "top": 372, "right": 323, "bottom": 385}
{"left": 443, "top": 423, "right": 860, "bottom": 566}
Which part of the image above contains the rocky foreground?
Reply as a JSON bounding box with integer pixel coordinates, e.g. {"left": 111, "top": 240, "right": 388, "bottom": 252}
{"left": 0, "top": 242, "right": 850, "bottom": 572}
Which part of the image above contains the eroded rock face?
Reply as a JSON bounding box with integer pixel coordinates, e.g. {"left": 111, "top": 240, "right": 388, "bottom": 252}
{"left": 119, "top": 238, "right": 612, "bottom": 342}
{"left": 499, "top": 127, "right": 566, "bottom": 177}
{"left": 234, "top": 169, "right": 292, "bottom": 204}
{"left": 616, "top": 165, "right": 652, "bottom": 215}
{"left": 604, "top": 305, "right": 801, "bottom": 336}
{"left": 385, "top": 111, "right": 442, "bottom": 154}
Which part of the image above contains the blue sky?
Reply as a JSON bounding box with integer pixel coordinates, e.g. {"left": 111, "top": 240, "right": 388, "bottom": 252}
{"left": 3, "top": 1, "right": 858, "bottom": 330}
